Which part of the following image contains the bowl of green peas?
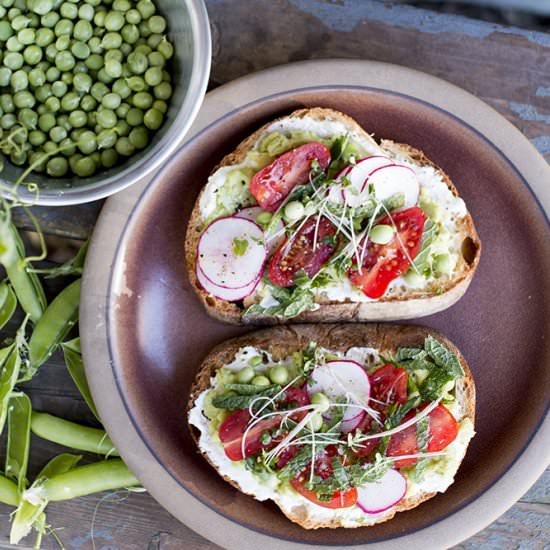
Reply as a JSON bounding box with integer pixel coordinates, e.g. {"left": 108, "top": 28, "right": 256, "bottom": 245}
{"left": 0, "top": 0, "right": 211, "bottom": 204}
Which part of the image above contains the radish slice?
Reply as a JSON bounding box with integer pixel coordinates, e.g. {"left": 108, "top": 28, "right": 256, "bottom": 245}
{"left": 308, "top": 360, "right": 371, "bottom": 429}
{"left": 368, "top": 164, "right": 419, "bottom": 209}
{"left": 196, "top": 263, "right": 260, "bottom": 302}
{"left": 197, "top": 217, "right": 266, "bottom": 289}
{"left": 327, "top": 156, "right": 394, "bottom": 207}
{"left": 356, "top": 469, "right": 407, "bottom": 514}
{"left": 234, "top": 207, "right": 285, "bottom": 255}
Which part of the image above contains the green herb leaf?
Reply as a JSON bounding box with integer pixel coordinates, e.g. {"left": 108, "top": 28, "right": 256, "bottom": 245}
{"left": 395, "top": 347, "right": 427, "bottom": 362}
{"left": 232, "top": 237, "right": 249, "bottom": 257}
{"left": 278, "top": 447, "right": 317, "bottom": 481}
{"left": 419, "top": 368, "right": 454, "bottom": 401}
{"left": 424, "top": 336, "right": 464, "bottom": 377}
{"left": 411, "top": 416, "right": 430, "bottom": 482}
{"left": 331, "top": 457, "right": 350, "bottom": 491}
{"left": 411, "top": 219, "right": 437, "bottom": 275}
{"left": 224, "top": 383, "right": 279, "bottom": 396}
{"left": 211, "top": 385, "right": 282, "bottom": 411}
{"left": 347, "top": 454, "right": 392, "bottom": 486}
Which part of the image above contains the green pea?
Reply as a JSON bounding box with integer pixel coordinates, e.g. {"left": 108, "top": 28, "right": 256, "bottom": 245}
{"left": 61, "top": 91, "right": 80, "bottom": 111}
{"left": 120, "top": 42, "right": 131, "bottom": 56}
{"left": 127, "top": 51, "right": 148, "bottom": 74}
{"left": 18, "top": 108, "right": 37, "bottom": 129}
{"left": 115, "top": 135, "right": 134, "bottom": 156}
{"left": 45, "top": 95, "right": 60, "bottom": 112}
{"left": 152, "top": 99, "right": 167, "bottom": 115}
{"left": 58, "top": 137, "right": 75, "bottom": 156}
{"left": 96, "top": 67, "right": 112, "bottom": 84}
{"left": 148, "top": 51, "right": 165, "bottom": 68}
{"left": 100, "top": 147, "right": 117, "bottom": 167}
{"left": 0, "top": 21, "right": 13, "bottom": 41}
{"left": 126, "top": 75, "right": 146, "bottom": 92}
{"left": 6, "top": 36, "right": 23, "bottom": 52}
{"left": 3, "top": 52, "right": 24, "bottom": 70}
{"left": 84, "top": 53, "right": 103, "bottom": 71}
{"left": 45, "top": 43, "right": 57, "bottom": 61}
{"left": 143, "top": 66, "right": 161, "bottom": 87}
{"left": 88, "top": 36, "right": 102, "bottom": 54}
{"left": 403, "top": 269, "right": 424, "bottom": 287}
{"left": 41, "top": 11, "right": 59, "bottom": 28}
{"left": 128, "top": 126, "right": 147, "bottom": 149}
{"left": 114, "top": 118, "right": 129, "bottom": 136}
{"left": 256, "top": 211, "right": 272, "bottom": 226}
{"left": 134, "top": 44, "right": 152, "bottom": 56}
{"left": 93, "top": 9, "right": 106, "bottom": 27}
{"left": 236, "top": 366, "right": 255, "bottom": 384}
{"left": 78, "top": 4, "right": 94, "bottom": 21}
{"left": 311, "top": 392, "right": 330, "bottom": 413}
{"left": 58, "top": 114, "right": 73, "bottom": 132}
{"left": 157, "top": 38, "right": 174, "bottom": 60}
{"left": 148, "top": 15, "right": 166, "bottom": 34}
{"left": 28, "top": 67, "right": 45, "bottom": 86}
{"left": 35, "top": 27, "right": 54, "bottom": 47}
{"left": 0, "top": 114, "right": 16, "bottom": 130}
{"left": 68, "top": 152, "right": 82, "bottom": 171}
{"left": 125, "top": 107, "right": 143, "bottom": 126}
{"left": 125, "top": 8, "right": 140, "bottom": 24}
{"left": 55, "top": 34, "right": 70, "bottom": 50}
{"left": 0, "top": 68, "right": 12, "bottom": 87}
{"left": 17, "top": 28, "right": 34, "bottom": 45}
{"left": 68, "top": 110, "right": 87, "bottom": 128}
{"left": 132, "top": 91, "right": 152, "bottom": 109}
{"left": 97, "top": 128, "right": 116, "bottom": 148}
{"left": 153, "top": 81, "right": 171, "bottom": 100}
{"left": 70, "top": 41, "right": 90, "bottom": 60}
{"left": 0, "top": 94, "right": 15, "bottom": 113}
{"left": 113, "top": 0, "right": 130, "bottom": 11}
{"left": 55, "top": 50, "right": 75, "bottom": 71}
{"left": 251, "top": 375, "right": 270, "bottom": 387}
{"left": 370, "top": 224, "right": 395, "bottom": 245}
{"left": 54, "top": 18, "right": 73, "bottom": 37}
{"left": 284, "top": 200, "right": 305, "bottom": 222}
{"left": 104, "top": 49, "right": 123, "bottom": 62}
{"left": 90, "top": 81, "right": 108, "bottom": 100}
{"left": 49, "top": 125, "right": 67, "bottom": 142}
{"left": 138, "top": 20, "right": 150, "bottom": 37}
{"left": 74, "top": 155, "right": 95, "bottom": 176}
{"left": 112, "top": 78, "right": 130, "bottom": 99}
{"left": 73, "top": 72, "right": 92, "bottom": 93}
{"left": 121, "top": 22, "right": 139, "bottom": 43}
{"left": 45, "top": 155, "right": 68, "bottom": 177}
{"left": 308, "top": 412, "right": 324, "bottom": 432}
{"left": 60, "top": 2, "right": 77, "bottom": 19}
{"left": 11, "top": 14, "right": 30, "bottom": 31}
{"left": 147, "top": 33, "right": 163, "bottom": 49}
{"left": 28, "top": 129, "right": 46, "bottom": 146}
{"left": 38, "top": 112, "right": 55, "bottom": 132}
{"left": 23, "top": 45, "right": 42, "bottom": 65}
{"left": 105, "top": 11, "right": 124, "bottom": 31}
{"left": 13, "top": 90, "right": 35, "bottom": 108}
{"left": 101, "top": 31, "right": 122, "bottom": 49}
{"left": 434, "top": 253, "right": 454, "bottom": 275}
{"left": 28, "top": 150, "right": 47, "bottom": 171}
{"left": 96, "top": 108, "right": 116, "bottom": 129}
{"left": 269, "top": 365, "right": 289, "bottom": 385}
{"left": 77, "top": 130, "right": 96, "bottom": 154}
{"left": 10, "top": 69, "right": 28, "bottom": 91}
{"left": 43, "top": 140, "right": 58, "bottom": 154}
{"left": 46, "top": 65, "right": 60, "bottom": 81}
{"left": 51, "top": 80, "right": 68, "bottom": 97}
{"left": 61, "top": 72, "right": 73, "bottom": 86}
{"left": 115, "top": 102, "right": 129, "bottom": 118}
{"left": 104, "top": 58, "right": 122, "bottom": 78}
{"left": 80, "top": 94, "right": 96, "bottom": 112}
{"left": 29, "top": 0, "right": 53, "bottom": 15}
{"left": 35, "top": 84, "right": 52, "bottom": 102}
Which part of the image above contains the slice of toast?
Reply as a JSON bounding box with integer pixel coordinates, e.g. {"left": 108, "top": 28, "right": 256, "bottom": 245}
{"left": 188, "top": 324, "right": 476, "bottom": 529}
{"left": 185, "top": 108, "right": 481, "bottom": 324}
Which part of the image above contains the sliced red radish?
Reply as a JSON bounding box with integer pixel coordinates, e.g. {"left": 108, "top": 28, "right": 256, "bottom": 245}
{"left": 308, "top": 360, "right": 371, "bottom": 430}
{"left": 196, "top": 262, "right": 260, "bottom": 301}
{"left": 327, "top": 156, "right": 394, "bottom": 207}
{"left": 356, "top": 469, "right": 407, "bottom": 514}
{"left": 197, "top": 217, "right": 266, "bottom": 289}
{"left": 234, "top": 206, "right": 285, "bottom": 255}
{"left": 367, "top": 164, "right": 419, "bottom": 209}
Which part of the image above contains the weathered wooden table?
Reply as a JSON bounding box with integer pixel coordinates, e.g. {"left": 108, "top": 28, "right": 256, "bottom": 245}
{"left": 1, "top": 1, "right": 548, "bottom": 548}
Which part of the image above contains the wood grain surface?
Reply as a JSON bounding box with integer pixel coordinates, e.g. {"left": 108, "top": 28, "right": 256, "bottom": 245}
{"left": 1, "top": 0, "right": 548, "bottom": 548}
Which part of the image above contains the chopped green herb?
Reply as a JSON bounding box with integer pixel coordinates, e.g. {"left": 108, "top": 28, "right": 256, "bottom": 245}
{"left": 232, "top": 237, "right": 249, "bottom": 257}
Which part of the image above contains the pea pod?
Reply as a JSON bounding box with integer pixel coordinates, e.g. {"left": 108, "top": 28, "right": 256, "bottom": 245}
{"left": 29, "top": 278, "right": 81, "bottom": 371}
{"left": 31, "top": 412, "right": 118, "bottom": 456}
{"left": 0, "top": 281, "right": 17, "bottom": 330}
{"left": 61, "top": 337, "right": 99, "bottom": 421}
{"left": 6, "top": 393, "right": 31, "bottom": 491}
{"left": 0, "top": 474, "right": 19, "bottom": 507}
{"left": 0, "top": 344, "right": 21, "bottom": 435}
{"left": 10, "top": 453, "right": 81, "bottom": 545}
{"left": 0, "top": 220, "right": 46, "bottom": 323}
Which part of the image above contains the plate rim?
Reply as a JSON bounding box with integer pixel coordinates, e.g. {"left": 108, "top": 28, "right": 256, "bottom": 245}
{"left": 81, "top": 59, "right": 550, "bottom": 550}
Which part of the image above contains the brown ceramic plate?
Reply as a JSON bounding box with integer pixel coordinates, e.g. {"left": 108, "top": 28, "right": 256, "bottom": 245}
{"left": 81, "top": 60, "right": 550, "bottom": 549}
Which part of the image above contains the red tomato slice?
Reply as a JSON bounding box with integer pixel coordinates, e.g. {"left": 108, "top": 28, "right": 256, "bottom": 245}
{"left": 268, "top": 216, "right": 337, "bottom": 287}
{"left": 250, "top": 143, "right": 331, "bottom": 212}
{"left": 369, "top": 364, "right": 408, "bottom": 409}
{"left": 386, "top": 404, "right": 459, "bottom": 468}
{"left": 219, "top": 409, "right": 280, "bottom": 461}
{"left": 285, "top": 386, "right": 310, "bottom": 408}
{"left": 348, "top": 207, "right": 426, "bottom": 299}
{"left": 290, "top": 478, "right": 358, "bottom": 509}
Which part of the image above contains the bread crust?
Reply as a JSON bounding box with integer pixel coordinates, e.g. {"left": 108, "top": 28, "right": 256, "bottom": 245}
{"left": 187, "top": 324, "right": 476, "bottom": 529}
{"left": 184, "top": 108, "right": 481, "bottom": 325}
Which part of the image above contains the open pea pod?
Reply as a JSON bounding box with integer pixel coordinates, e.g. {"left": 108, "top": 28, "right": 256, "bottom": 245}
{"left": 10, "top": 453, "right": 81, "bottom": 545}
{"left": 0, "top": 344, "right": 21, "bottom": 435}
{"left": 6, "top": 392, "right": 31, "bottom": 492}
{"left": 0, "top": 281, "right": 17, "bottom": 331}
{"left": 28, "top": 278, "right": 81, "bottom": 372}
{"left": 61, "top": 337, "right": 100, "bottom": 421}
{"left": 0, "top": 220, "right": 46, "bottom": 324}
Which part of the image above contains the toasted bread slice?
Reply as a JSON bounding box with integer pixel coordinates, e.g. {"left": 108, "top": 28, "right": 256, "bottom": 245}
{"left": 188, "top": 324, "right": 476, "bottom": 529}
{"left": 185, "top": 108, "right": 481, "bottom": 324}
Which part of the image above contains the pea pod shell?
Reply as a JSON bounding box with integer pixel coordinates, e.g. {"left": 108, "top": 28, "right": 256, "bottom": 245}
{"left": 0, "top": 345, "right": 21, "bottom": 435}
{"left": 42, "top": 459, "right": 139, "bottom": 501}
{"left": 6, "top": 393, "right": 31, "bottom": 491}
{"left": 0, "top": 474, "right": 19, "bottom": 507}
{"left": 29, "top": 278, "right": 81, "bottom": 369}
{"left": 0, "top": 282, "right": 17, "bottom": 330}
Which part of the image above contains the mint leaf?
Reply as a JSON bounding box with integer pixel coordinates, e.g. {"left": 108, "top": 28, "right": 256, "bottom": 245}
{"left": 418, "top": 368, "right": 454, "bottom": 401}
{"left": 424, "top": 336, "right": 464, "bottom": 377}
{"left": 411, "top": 219, "right": 437, "bottom": 275}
